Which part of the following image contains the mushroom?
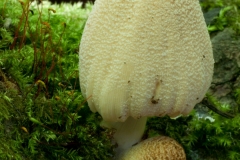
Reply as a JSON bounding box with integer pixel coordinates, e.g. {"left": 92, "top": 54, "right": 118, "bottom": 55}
{"left": 119, "top": 136, "right": 186, "bottom": 160}
{"left": 79, "top": 0, "right": 214, "bottom": 155}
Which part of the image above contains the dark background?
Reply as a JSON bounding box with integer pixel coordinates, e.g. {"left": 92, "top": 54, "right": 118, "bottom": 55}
{"left": 47, "top": 0, "right": 95, "bottom": 7}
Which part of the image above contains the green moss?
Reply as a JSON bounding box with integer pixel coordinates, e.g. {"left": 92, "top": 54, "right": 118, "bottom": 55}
{"left": 201, "top": 0, "right": 240, "bottom": 34}
{"left": 146, "top": 97, "right": 240, "bottom": 160}
{"left": 0, "top": 0, "right": 113, "bottom": 159}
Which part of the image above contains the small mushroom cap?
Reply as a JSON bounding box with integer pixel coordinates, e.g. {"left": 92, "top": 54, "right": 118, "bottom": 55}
{"left": 119, "top": 136, "right": 186, "bottom": 160}
{"left": 79, "top": 0, "right": 214, "bottom": 122}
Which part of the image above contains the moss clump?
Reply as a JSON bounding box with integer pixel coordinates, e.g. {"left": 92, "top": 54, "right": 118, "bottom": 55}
{"left": 0, "top": 0, "right": 113, "bottom": 159}
{"left": 146, "top": 94, "right": 240, "bottom": 160}
{"left": 201, "top": 0, "right": 240, "bottom": 34}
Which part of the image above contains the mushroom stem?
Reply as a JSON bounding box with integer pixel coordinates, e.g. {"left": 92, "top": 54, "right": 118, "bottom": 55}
{"left": 102, "top": 117, "right": 147, "bottom": 158}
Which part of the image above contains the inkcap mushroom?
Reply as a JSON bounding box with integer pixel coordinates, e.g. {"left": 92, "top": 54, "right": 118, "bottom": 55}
{"left": 79, "top": 0, "right": 214, "bottom": 155}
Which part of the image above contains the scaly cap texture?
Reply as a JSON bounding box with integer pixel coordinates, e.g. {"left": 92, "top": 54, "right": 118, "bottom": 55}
{"left": 119, "top": 136, "right": 186, "bottom": 160}
{"left": 79, "top": 0, "right": 214, "bottom": 121}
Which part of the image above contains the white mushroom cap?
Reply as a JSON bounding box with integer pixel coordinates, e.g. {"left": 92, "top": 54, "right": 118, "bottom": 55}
{"left": 79, "top": 0, "right": 214, "bottom": 121}
{"left": 119, "top": 136, "right": 186, "bottom": 160}
{"left": 79, "top": 0, "right": 214, "bottom": 152}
